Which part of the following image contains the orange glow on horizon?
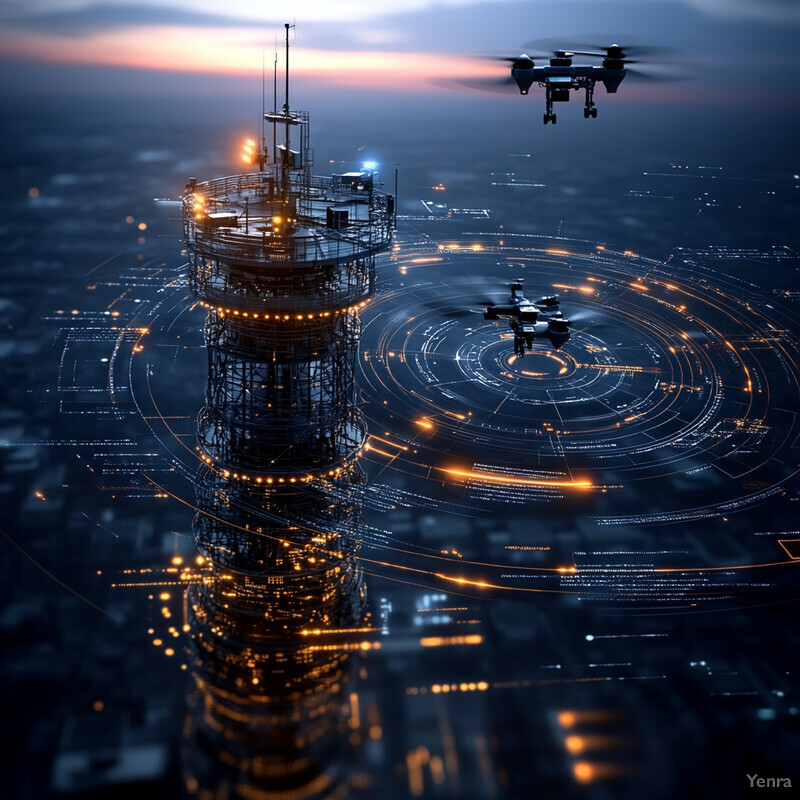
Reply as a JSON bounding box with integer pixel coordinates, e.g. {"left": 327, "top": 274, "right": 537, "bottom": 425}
{"left": 0, "top": 27, "right": 497, "bottom": 93}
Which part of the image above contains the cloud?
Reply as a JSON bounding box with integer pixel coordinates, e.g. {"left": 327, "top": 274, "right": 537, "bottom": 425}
{"left": 5, "top": 1, "right": 799, "bottom": 57}
{"left": 684, "top": 0, "right": 800, "bottom": 24}
{"left": 3, "top": 3, "right": 261, "bottom": 35}
{"left": 0, "top": 21, "right": 500, "bottom": 96}
{"left": 2, "top": 0, "right": 514, "bottom": 32}
{"left": 2, "top": 0, "right": 798, "bottom": 100}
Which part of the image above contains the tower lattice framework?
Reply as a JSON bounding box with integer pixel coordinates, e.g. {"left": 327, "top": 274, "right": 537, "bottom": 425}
{"left": 182, "top": 101, "right": 393, "bottom": 798}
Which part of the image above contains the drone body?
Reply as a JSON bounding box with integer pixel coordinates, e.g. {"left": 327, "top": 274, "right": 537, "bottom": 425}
{"left": 500, "top": 44, "right": 652, "bottom": 124}
{"left": 484, "top": 281, "right": 572, "bottom": 354}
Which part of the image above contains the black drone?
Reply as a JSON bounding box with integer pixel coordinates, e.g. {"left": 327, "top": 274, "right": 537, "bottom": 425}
{"left": 484, "top": 281, "right": 572, "bottom": 354}
{"left": 466, "top": 41, "right": 670, "bottom": 124}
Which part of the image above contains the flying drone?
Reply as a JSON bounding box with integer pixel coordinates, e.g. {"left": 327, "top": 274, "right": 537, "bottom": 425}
{"left": 484, "top": 281, "right": 572, "bottom": 354}
{"left": 469, "top": 42, "right": 668, "bottom": 124}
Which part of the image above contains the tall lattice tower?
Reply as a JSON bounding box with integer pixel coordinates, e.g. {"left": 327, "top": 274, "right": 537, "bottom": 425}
{"left": 181, "top": 30, "right": 394, "bottom": 797}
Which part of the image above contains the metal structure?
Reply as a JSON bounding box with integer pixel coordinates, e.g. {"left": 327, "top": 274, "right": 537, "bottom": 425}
{"left": 181, "top": 30, "right": 393, "bottom": 797}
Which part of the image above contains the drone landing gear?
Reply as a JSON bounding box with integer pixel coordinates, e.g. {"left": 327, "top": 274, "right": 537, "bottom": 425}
{"left": 583, "top": 86, "right": 597, "bottom": 119}
{"left": 543, "top": 90, "right": 556, "bottom": 124}
{"left": 514, "top": 335, "right": 535, "bottom": 356}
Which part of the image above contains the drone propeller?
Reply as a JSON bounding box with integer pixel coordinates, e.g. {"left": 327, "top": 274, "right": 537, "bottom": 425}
{"left": 419, "top": 286, "right": 511, "bottom": 318}
{"left": 569, "top": 50, "right": 637, "bottom": 63}
{"left": 448, "top": 75, "right": 517, "bottom": 95}
{"left": 571, "top": 41, "right": 673, "bottom": 59}
{"left": 442, "top": 309, "right": 486, "bottom": 320}
{"left": 563, "top": 308, "right": 594, "bottom": 323}
{"left": 490, "top": 54, "right": 536, "bottom": 68}
{"left": 522, "top": 38, "right": 672, "bottom": 59}
{"left": 483, "top": 51, "right": 544, "bottom": 63}
{"left": 562, "top": 307, "right": 619, "bottom": 338}
{"left": 451, "top": 53, "right": 536, "bottom": 92}
{"left": 478, "top": 294, "right": 506, "bottom": 307}
{"left": 623, "top": 66, "right": 686, "bottom": 83}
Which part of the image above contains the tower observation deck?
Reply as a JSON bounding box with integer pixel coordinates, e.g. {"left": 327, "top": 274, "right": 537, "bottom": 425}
{"left": 186, "top": 115, "right": 393, "bottom": 479}
{"left": 181, "top": 47, "right": 394, "bottom": 797}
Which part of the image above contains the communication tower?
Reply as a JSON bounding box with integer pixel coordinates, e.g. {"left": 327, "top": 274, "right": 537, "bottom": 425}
{"left": 181, "top": 25, "right": 394, "bottom": 797}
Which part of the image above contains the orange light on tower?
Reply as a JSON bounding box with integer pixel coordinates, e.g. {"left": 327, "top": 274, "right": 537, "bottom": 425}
{"left": 242, "top": 138, "right": 256, "bottom": 166}
{"left": 565, "top": 735, "right": 585, "bottom": 754}
{"left": 573, "top": 762, "right": 595, "bottom": 784}
{"left": 194, "top": 192, "right": 206, "bottom": 220}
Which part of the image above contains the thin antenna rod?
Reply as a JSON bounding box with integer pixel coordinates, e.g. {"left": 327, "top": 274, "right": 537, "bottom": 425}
{"left": 283, "top": 23, "right": 294, "bottom": 172}
{"left": 283, "top": 22, "right": 292, "bottom": 115}
{"left": 272, "top": 49, "right": 277, "bottom": 164}
{"left": 273, "top": 49, "right": 278, "bottom": 114}
{"left": 261, "top": 49, "right": 266, "bottom": 155}
{"left": 394, "top": 166, "right": 399, "bottom": 229}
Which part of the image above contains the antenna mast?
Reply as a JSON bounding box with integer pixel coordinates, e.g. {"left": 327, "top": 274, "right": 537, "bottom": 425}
{"left": 284, "top": 23, "right": 292, "bottom": 115}
{"left": 261, "top": 50, "right": 266, "bottom": 159}
{"left": 272, "top": 49, "right": 278, "bottom": 164}
{"left": 283, "top": 23, "right": 294, "bottom": 163}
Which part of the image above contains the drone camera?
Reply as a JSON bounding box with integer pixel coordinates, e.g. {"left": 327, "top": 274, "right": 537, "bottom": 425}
{"left": 513, "top": 75, "right": 535, "bottom": 95}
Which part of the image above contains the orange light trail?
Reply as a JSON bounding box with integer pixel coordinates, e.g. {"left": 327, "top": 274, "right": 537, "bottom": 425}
{"left": 420, "top": 635, "right": 483, "bottom": 647}
{"left": 364, "top": 442, "right": 397, "bottom": 458}
{"left": 552, "top": 283, "right": 594, "bottom": 294}
{"left": 439, "top": 467, "right": 593, "bottom": 490}
{"left": 139, "top": 471, "right": 800, "bottom": 591}
{"left": 368, "top": 435, "right": 408, "bottom": 451}
{"left": 0, "top": 526, "right": 119, "bottom": 621}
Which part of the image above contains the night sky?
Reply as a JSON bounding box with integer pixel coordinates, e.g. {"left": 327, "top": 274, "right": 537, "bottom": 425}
{"left": 2, "top": 2, "right": 799, "bottom": 799}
